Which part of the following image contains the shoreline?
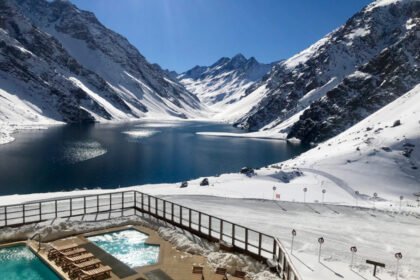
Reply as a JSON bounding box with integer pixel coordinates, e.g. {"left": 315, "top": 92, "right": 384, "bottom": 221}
{"left": 196, "top": 131, "right": 288, "bottom": 141}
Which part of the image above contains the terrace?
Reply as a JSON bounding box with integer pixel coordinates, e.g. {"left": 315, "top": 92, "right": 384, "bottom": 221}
{"left": 0, "top": 191, "right": 300, "bottom": 280}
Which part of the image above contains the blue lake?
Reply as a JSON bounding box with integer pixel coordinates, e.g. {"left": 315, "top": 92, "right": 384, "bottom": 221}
{"left": 0, "top": 121, "right": 308, "bottom": 195}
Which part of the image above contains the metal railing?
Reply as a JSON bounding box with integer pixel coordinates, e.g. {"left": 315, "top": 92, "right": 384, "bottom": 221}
{"left": 0, "top": 190, "right": 301, "bottom": 280}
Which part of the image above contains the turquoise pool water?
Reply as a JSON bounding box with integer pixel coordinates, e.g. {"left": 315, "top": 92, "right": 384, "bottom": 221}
{"left": 0, "top": 245, "right": 60, "bottom": 280}
{"left": 87, "top": 229, "right": 160, "bottom": 268}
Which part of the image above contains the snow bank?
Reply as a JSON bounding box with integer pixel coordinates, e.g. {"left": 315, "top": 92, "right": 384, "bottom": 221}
{"left": 0, "top": 124, "right": 15, "bottom": 145}
{"left": 157, "top": 227, "right": 279, "bottom": 279}
{"left": 158, "top": 227, "right": 212, "bottom": 255}
{"left": 0, "top": 216, "right": 149, "bottom": 243}
{"left": 196, "top": 131, "right": 286, "bottom": 140}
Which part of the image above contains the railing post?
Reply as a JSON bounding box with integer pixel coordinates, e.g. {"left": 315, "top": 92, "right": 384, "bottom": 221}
{"left": 220, "top": 220, "right": 223, "bottom": 241}
{"left": 122, "top": 192, "right": 125, "bottom": 210}
{"left": 22, "top": 204, "right": 25, "bottom": 224}
{"left": 180, "top": 207, "right": 183, "bottom": 225}
{"left": 232, "top": 224, "right": 235, "bottom": 246}
{"left": 39, "top": 202, "right": 41, "bottom": 221}
{"left": 97, "top": 195, "right": 99, "bottom": 213}
{"left": 163, "top": 201, "right": 166, "bottom": 219}
{"left": 245, "top": 228, "right": 248, "bottom": 251}
{"left": 84, "top": 197, "right": 86, "bottom": 215}
{"left": 109, "top": 194, "right": 112, "bottom": 211}
{"left": 171, "top": 203, "right": 174, "bottom": 222}
{"left": 273, "top": 238, "right": 277, "bottom": 260}
{"left": 134, "top": 191, "right": 137, "bottom": 208}
{"left": 141, "top": 193, "right": 144, "bottom": 210}
{"left": 55, "top": 200, "right": 58, "bottom": 218}
{"left": 155, "top": 198, "right": 158, "bottom": 216}
{"left": 189, "top": 209, "right": 192, "bottom": 228}
{"left": 209, "top": 216, "right": 212, "bottom": 235}
{"left": 70, "top": 198, "right": 73, "bottom": 217}
{"left": 198, "top": 212, "right": 202, "bottom": 232}
{"left": 258, "top": 233, "right": 262, "bottom": 256}
{"left": 5, "top": 206, "right": 7, "bottom": 227}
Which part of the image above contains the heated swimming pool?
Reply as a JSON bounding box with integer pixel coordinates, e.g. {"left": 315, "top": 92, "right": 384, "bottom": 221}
{"left": 0, "top": 245, "right": 60, "bottom": 280}
{"left": 87, "top": 229, "right": 160, "bottom": 268}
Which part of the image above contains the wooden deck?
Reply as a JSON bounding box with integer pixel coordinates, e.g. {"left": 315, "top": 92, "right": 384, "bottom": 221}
{"left": 28, "top": 225, "right": 249, "bottom": 280}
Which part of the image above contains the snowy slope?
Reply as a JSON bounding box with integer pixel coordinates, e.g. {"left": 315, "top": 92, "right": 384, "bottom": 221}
{"left": 178, "top": 54, "right": 274, "bottom": 122}
{"left": 288, "top": 16, "right": 419, "bottom": 143}
{"left": 146, "top": 81, "right": 420, "bottom": 202}
{"left": 143, "top": 83, "right": 420, "bottom": 280}
{"left": 139, "top": 83, "right": 420, "bottom": 280}
{"left": 0, "top": 0, "right": 206, "bottom": 144}
{"left": 234, "top": 0, "right": 419, "bottom": 140}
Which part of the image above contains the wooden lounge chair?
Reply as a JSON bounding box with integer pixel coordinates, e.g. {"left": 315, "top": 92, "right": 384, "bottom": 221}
{"left": 192, "top": 266, "right": 204, "bottom": 280}
{"left": 78, "top": 265, "right": 112, "bottom": 280}
{"left": 68, "top": 259, "right": 102, "bottom": 279}
{"left": 231, "top": 270, "right": 246, "bottom": 279}
{"left": 215, "top": 268, "right": 228, "bottom": 280}
{"left": 61, "top": 248, "right": 87, "bottom": 257}
{"left": 55, "top": 248, "right": 88, "bottom": 266}
{"left": 61, "top": 253, "right": 95, "bottom": 270}
{"left": 48, "top": 243, "right": 79, "bottom": 260}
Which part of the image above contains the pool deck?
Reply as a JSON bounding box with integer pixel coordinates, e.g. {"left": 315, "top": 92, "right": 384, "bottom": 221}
{"left": 26, "top": 225, "right": 247, "bottom": 280}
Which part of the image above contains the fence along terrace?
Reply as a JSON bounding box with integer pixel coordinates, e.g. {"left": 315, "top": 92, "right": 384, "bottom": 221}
{"left": 0, "top": 190, "right": 301, "bottom": 280}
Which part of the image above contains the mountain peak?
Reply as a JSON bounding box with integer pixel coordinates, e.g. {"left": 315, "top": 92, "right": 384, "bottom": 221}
{"left": 179, "top": 54, "right": 275, "bottom": 108}
{"left": 231, "top": 53, "right": 246, "bottom": 61}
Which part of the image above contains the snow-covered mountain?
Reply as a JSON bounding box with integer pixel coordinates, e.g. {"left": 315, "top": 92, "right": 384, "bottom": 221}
{"left": 178, "top": 54, "right": 274, "bottom": 121}
{"left": 0, "top": 0, "right": 204, "bottom": 131}
{"left": 288, "top": 20, "right": 419, "bottom": 143}
{"left": 234, "top": 0, "right": 420, "bottom": 142}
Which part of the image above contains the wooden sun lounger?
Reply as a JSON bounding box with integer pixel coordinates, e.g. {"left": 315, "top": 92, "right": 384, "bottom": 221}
{"left": 61, "top": 248, "right": 87, "bottom": 257}
{"left": 55, "top": 248, "right": 88, "bottom": 266}
{"left": 62, "top": 252, "right": 95, "bottom": 268}
{"left": 231, "top": 270, "right": 246, "bottom": 279}
{"left": 66, "top": 253, "right": 95, "bottom": 263}
{"left": 214, "top": 267, "right": 227, "bottom": 280}
{"left": 48, "top": 243, "right": 79, "bottom": 260}
{"left": 53, "top": 243, "right": 79, "bottom": 252}
{"left": 193, "top": 266, "right": 204, "bottom": 274}
{"left": 192, "top": 266, "right": 204, "bottom": 280}
{"left": 78, "top": 265, "right": 112, "bottom": 280}
{"left": 68, "top": 259, "right": 102, "bottom": 279}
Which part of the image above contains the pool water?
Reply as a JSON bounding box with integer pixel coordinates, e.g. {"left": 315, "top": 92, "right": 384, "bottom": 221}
{"left": 0, "top": 245, "right": 60, "bottom": 280}
{"left": 87, "top": 229, "right": 160, "bottom": 268}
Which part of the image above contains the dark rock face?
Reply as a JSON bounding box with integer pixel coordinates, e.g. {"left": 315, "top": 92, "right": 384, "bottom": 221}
{"left": 0, "top": 0, "right": 202, "bottom": 124}
{"left": 288, "top": 26, "right": 419, "bottom": 143}
{"left": 235, "top": 1, "right": 420, "bottom": 134}
{"left": 200, "top": 178, "right": 209, "bottom": 186}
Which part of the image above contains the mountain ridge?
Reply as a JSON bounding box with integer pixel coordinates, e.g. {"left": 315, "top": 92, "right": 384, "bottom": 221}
{"left": 0, "top": 0, "right": 205, "bottom": 131}
{"left": 234, "top": 0, "right": 419, "bottom": 142}
{"left": 178, "top": 53, "right": 276, "bottom": 121}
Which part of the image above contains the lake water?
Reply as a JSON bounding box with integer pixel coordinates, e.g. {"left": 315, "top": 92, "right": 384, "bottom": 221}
{"left": 0, "top": 121, "right": 308, "bottom": 195}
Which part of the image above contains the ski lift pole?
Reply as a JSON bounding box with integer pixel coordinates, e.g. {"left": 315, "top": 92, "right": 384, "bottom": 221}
{"left": 318, "top": 237, "right": 324, "bottom": 262}
{"left": 395, "top": 252, "right": 402, "bottom": 280}
{"left": 291, "top": 229, "right": 296, "bottom": 254}
{"left": 350, "top": 246, "right": 357, "bottom": 268}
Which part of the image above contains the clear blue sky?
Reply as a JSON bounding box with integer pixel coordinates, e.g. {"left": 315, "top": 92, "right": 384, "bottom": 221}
{"left": 70, "top": 0, "right": 372, "bottom": 72}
